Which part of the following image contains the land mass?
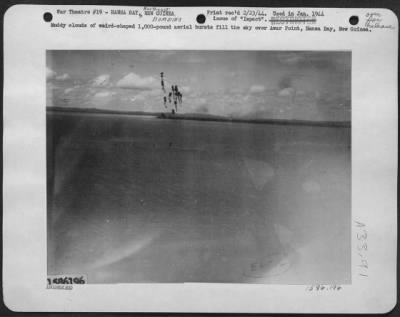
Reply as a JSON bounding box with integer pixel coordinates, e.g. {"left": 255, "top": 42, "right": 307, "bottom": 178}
{"left": 47, "top": 106, "right": 351, "bottom": 128}
{"left": 47, "top": 106, "right": 161, "bottom": 117}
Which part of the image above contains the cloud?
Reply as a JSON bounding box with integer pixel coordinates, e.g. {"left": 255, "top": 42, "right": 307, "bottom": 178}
{"left": 47, "top": 82, "right": 60, "bottom": 90}
{"left": 295, "top": 90, "right": 307, "bottom": 97}
{"left": 180, "top": 95, "right": 209, "bottom": 114}
{"left": 130, "top": 94, "right": 146, "bottom": 102}
{"left": 249, "top": 85, "right": 265, "bottom": 94}
{"left": 116, "top": 72, "right": 158, "bottom": 90}
{"left": 196, "top": 97, "right": 208, "bottom": 106}
{"left": 179, "top": 86, "right": 191, "bottom": 94}
{"left": 195, "top": 105, "right": 209, "bottom": 113}
{"left": 224, "top": 87, "right": 246, "bottom": 95}
{"left": 278, "top": 87, "right": 296, "bottom": 97}
{"left": 63, "top": 85, "right": 80, "bottom": 95}
{"left": 46, "top": 67, "right": 56, "bottom": 80}
{"left": 276, "top": 53, "right": 303, "bottom": 65}
{"left": 93, "top": 91, "right": 115, "bottom": 98}
{"left": 276, "top": 52, "right": 350, "bottom": 71}
{"left": 64, "top": 88, "right": 74, "bottom": 94}
{"left": 56, "top": 73, "right": 70, "bottom": 81}
{"left": 92, "top": 74, "right": 111, "bottom": 87}
{"left": 146, "top": 89, "right": 162, "bottom": 97}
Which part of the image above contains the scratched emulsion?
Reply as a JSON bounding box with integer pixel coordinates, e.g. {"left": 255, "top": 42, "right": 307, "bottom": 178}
{"left": 47, "top": 112, "right": 351, "bottom": 284}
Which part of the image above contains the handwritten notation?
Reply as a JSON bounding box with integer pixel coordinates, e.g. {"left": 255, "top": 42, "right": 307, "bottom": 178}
{"left": 305, "top": 284, "right": 343, "bottom": 292}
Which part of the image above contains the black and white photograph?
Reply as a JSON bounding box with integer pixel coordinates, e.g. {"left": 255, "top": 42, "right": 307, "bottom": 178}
{"left": 46, "top": 50, "right": 351, "bottom": 284}
{"left": 3, "top": 4, "right": 398, "bottom": 313}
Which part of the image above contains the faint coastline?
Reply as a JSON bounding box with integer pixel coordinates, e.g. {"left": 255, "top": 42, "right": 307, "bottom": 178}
{"left": 47, "top": 106, "right": 160, "bottom": 117}
{"left": 46, "top": 106, "right": 351, "bottom": 128}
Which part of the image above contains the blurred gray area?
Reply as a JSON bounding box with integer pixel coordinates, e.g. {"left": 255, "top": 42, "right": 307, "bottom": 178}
{"left": 47, "top": 112, "right": 351, "bottom": 284}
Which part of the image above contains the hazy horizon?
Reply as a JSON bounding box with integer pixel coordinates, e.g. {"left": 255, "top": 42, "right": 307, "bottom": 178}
{"left": 47, "top": 50, "right": 351, "bottom": 121}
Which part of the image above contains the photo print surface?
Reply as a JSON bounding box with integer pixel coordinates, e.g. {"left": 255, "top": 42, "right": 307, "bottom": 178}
{"left": 46, "top": 50, "right": 351, "bottom": 284}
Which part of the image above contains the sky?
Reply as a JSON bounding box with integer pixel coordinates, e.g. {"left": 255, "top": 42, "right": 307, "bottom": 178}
{"left": 46, "top": 50, "right": 351, "bottom": 121}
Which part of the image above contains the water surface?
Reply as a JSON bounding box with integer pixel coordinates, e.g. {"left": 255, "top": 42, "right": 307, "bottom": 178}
{"left": 47, "top": 112, "right": 351, "bottom": 284}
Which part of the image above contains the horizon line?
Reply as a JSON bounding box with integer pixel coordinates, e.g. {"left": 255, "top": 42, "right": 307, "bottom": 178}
{"left": 46, "top": 106, "right": 351, "bottom": 128}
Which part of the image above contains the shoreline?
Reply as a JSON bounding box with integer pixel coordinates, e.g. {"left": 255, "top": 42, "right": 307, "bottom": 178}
{"left": 47, "top": 107, "right": 351, "bottom": 128}
{"left": 157, "top": 113, "right": 351, "bottom": 128}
